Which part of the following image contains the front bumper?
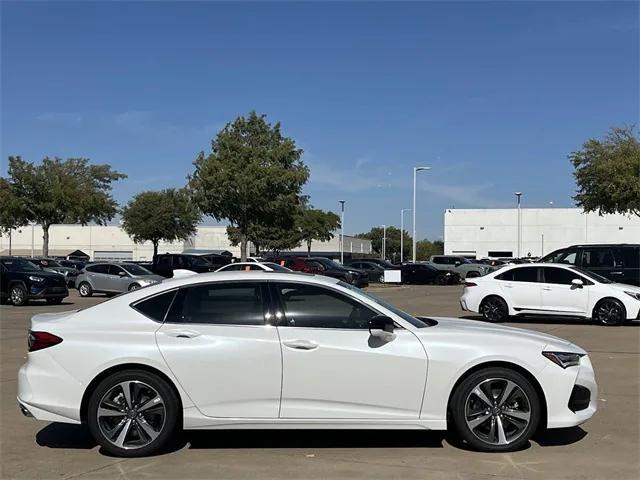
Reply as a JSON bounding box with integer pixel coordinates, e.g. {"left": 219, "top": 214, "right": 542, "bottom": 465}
{"left": 27, "top": 285, "right": 69, "bottom": 299}
{"left": 542, "top": 354, "right": 598, "bottom": 429}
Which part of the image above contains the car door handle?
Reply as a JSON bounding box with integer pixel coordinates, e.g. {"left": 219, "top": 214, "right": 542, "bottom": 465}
{"left": 163, "top": 329, "right": 201, "bottom": 339}
{"left": 283, "top": 339, "right": 318, "bottom": 350}
{"left": 542, "top": 287, "right": 552, "bottom": 291}
{"left": 503, "top": 284, "right": 514, "bottom": 288}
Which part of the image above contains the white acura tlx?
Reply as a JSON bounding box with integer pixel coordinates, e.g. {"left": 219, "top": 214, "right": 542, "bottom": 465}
{"left": 18, "top": 272, "right": 597, "bottom": 457}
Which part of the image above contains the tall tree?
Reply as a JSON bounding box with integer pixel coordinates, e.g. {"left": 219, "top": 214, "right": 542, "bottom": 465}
{"left": 121, "top": 189, "right": 201, "bottom": 257}
{"left": 356, "top": 226, "right": 412, "bottom": 262}
{"left": 415, "top": 239, "right": 444, "bottom": 261}
{"left": 298, "top": 207, "right": 341, "bottom": 254}
{"left": 0, "top": 178, "right": 28, "bottom": 254}
{"left": 189, "top": 112, "right": 309, "bottom": 261}
{"left": 570, "top": 126, "right": 640, "bottom": 216}
{"left": 5, "top": 157, "right": 126, "bottom": 256}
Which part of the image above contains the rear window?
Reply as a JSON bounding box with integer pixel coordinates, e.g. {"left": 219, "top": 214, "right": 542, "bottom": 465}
{"left": 132, "top": 290, "right": 177, "bottom": 322}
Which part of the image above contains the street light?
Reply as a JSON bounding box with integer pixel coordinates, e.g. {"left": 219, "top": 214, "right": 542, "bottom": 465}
{"left": 515, "top": 192, "right": 523, "bottom": 258}
{"left": 381, "top": 225, "right": 387, "bottom": 260}
{"left": 338, "top": 200, "right": 346, "bottom": 264}
{"left": 400, "top": 208, "right": 411, "bottom": 262}
{"left": 412, "top": 166, "right": 431, "bottom": 262}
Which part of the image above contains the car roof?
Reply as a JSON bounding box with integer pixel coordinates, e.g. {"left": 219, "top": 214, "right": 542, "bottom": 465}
{"left": 150, "top": 271, "right": 340, "bottom": 290}
{"left": 557, "top": 244, "right": 640, "bottom": 248}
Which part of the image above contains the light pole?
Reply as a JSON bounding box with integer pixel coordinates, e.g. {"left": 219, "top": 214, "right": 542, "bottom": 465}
{"left": 515, "top": 192, "right": 522, "bottom": 258}
{"left": 31, "top": 222, "right": 35, "bottom": 258}
{"left": 381, "top": 225, "right": 387, "bottom": 260}
{"left": 412, "top": 166, "right": 431, "bottom": 262}
{"left": 400, "top": 208, "right": 411, "bottom": 262}
{"left": 338, "top": 200, "right": 346, "bottom": 264}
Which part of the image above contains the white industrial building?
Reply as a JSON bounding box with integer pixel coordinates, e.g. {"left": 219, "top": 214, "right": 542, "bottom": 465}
{"left": 0, "top": 224, "right": 372, "bottom": 261}
{"left": 445, "top": 208, "right": 640, "bottom": 259}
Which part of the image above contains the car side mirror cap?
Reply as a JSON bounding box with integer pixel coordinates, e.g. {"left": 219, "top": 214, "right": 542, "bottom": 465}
{"left": 571, "top": 278, "right": 584, "bottom": 288}
{"left": 368, "top": 315, "right": 395, "bottom": 340}
{"left": 118, "top": 271, "right": 127, "bottom": 277}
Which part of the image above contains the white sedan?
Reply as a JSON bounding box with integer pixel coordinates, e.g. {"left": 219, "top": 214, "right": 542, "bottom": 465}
{"left": 18, "top": 272, "right": 597, "bottom": 457}
{"left": 461, "top": 263, "right": 640, "bottom": 326}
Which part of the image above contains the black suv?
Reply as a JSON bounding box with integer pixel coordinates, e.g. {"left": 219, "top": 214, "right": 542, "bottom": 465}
{"left": 150, "top": 253, "right": 224, "bottom": 278}
{"left": 539, "top": 244, "right": 640, "bottom": 286}
{"left": 0, "top": 257, "right": 69, "bottom": 306}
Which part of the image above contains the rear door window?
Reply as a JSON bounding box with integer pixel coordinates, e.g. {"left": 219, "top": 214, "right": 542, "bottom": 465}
{"left": 133, "top": 290, "right": 177, "bottom": 322}
{"left": 581, "top": 249, "right": 614, "bottom": 268}
{"left": 615, "top": 247, "right": 640, "bottom": 268}
{"left": 543, "top": 267, "right": 581, "bottom": 285}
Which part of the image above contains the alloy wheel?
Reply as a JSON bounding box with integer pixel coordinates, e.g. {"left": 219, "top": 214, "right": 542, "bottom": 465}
{"left": 596, "top": 300, "right": 624, "bottom": 325}
{"left": 465, "top": 378, "right": 531, "bottom": 446}
{"left": 97, "top": 380, "right": 166, "bottom": 450}
{"left": 482, "top": 298, "right": 506, "bottom": 321}
{"left": 79, "top": 284, "right": 90, "bottom": 296}
{"left": 10, "top": 287, "right": 25, "bottom": 305}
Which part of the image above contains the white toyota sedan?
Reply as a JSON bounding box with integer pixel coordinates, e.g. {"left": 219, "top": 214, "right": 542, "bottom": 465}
{"left": 18, "top": 272, "right": 597, "bottom": 457}
{"left": 461, "top": 263, "right": 640, "bottom": 326}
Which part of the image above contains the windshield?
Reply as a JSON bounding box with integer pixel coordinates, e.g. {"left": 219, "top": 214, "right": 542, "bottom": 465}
{"left": 571, "top": 266, "right": 612, "bottom": 284}
{"left": 122, "top": 264, "right": 154, "bottom": 276}
{"left": 315, "top": 258, "right": 342, "bottom": 269}
{"left": 337, "top": 281, "right": 431, "bottom": 328}
{"left": 2, "top": 259, "right": 43, "bottom": 272}
{"left": 263, "top": 262, "right": 292, "bottom": 272}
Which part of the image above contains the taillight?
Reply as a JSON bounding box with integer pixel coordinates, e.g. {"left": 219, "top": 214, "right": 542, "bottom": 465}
{"left": 28, "top": 331, "right": 63, "bottom": 352}
{"left": 464, "top": 282, "right": 477, "bottom": 287}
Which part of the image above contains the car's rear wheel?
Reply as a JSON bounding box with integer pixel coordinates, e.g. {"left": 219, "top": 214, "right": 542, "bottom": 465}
{"left": 46, "top": 297, "right": 63, "bottom": 305}
{"left": 450, "top": 367, "right": 540, "bottom": 452}
{"left": 78, "top": 282, "right": 93, "bottom": 297}
{"left": 87, "top": 370, "right": 180, "bottom": 457}
{"left": 480, "top": 296, "right": 509, "bottom": 322}
{"left": 9, "top": 284, "right": 28, "bottom": 306}
{"left": 593, "top": 298, "right": 626, "bottom": 326}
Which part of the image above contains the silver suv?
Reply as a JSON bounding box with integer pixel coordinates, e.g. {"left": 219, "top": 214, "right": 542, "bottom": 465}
{"left": 428, "top": 255, "right": 492, "bottom": 279}
{"left": 76, "top": 263, "right": 163, "bottom": 297}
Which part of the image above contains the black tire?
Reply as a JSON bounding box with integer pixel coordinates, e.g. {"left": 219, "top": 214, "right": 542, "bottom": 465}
{"left": 46, "top": 297, "right": 64, "bottom": 305}
{"left": 436, "top": 274, "right": 448, "bottom": 286}
{"left": 87, "top": 369, "right": 180, "bottom": 457}
{"left": 128, "top": 283, "right": 141, "bottom": 291}
{"left": 480, "top": 296, "right": 509, "bottom": 322}
{"left": 593, "top": 298, "right": 626, "bottom": 326}
{"left": 78, "top": 282, "right": 93, "bottom": 297}
{"left": 450, "top": 367, "right": 540, "bottom": 452}
{"left": 9, "top": 284, "right": 28, "bottom": 306}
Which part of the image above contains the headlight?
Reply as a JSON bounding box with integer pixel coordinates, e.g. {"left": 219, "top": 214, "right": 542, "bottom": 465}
{"left": 624, "top": 291, "right": 640, "bottom": 301}
{"left": 28, "top": 276, "right": 45, "bottom": 283}
{"left": 542, "top": 351, "right": 584, "bottom": 369}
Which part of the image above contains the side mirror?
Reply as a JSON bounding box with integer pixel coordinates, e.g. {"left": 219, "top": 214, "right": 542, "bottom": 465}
{"left": 454, "top": 261, "right": 461, "bottom": 266}
{"left": 368, "top": 315, "right": 395, "bottom": 340}
{"left": 118, "top": 271, "right": 127, "bottom": 277}
{"left": 571, "top": 278, "right": 584, "bottom": 288}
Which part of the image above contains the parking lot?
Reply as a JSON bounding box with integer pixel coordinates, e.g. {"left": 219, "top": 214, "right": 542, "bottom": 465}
{"left": 1, "top": 286, "right": 638, "bottom": 480}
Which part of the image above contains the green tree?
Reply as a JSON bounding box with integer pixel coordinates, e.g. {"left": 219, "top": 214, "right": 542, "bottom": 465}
{"left": 356, "top": 226, "right": 412, "bottom": 262}
{"left": 121, "top": 189, "right": 201, "bottom": 257}
{"left": 4, "top": 156, "right": 126, "bottom": 256}
{"left": 188, "top": 112, "right": 309, "bottom": 261}
{"left": 0, "top": 178, "right": 28, "bottom": 254}
{"left": 415, "top": 239, "right": 444, "bottom": 261}
{"left": 570, "top": 126, "right": 640, "bottom": 216}
{"left": 297, "top": 206, "right": 341, "bottom": 254}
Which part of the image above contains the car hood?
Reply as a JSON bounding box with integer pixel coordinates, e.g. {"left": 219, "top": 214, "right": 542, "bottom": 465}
{"left": 607, "top": 282, "right": 640, "bottom": 294}
{"left": 44, "top": 266, "right": 76, "bottom": 274}
{"left": 417, "top": 316, "right": 583, "bottom": 353}
{"left": 25, "top": 270, "right": 65, "bottom": 279}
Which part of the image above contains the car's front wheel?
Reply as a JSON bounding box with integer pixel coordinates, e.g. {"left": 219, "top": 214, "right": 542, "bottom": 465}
{"left": 78, "top": 282, "right": 93, "bottom": 297}
{"left": 450, "top": 367, "right": 540, "bottom": 452}
{"left": 9, "top": 284, "right": 28, "bottom": 306}
{"left": 87, "top": 369, "right": 180, "bottom": 457}
{"left": 593, "top": 298, "right": 626, "bottom": 326}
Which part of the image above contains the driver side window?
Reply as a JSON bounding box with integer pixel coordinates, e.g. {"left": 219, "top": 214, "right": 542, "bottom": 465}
{"left": 275, "top": 283, "right": 378, "bottom": 329}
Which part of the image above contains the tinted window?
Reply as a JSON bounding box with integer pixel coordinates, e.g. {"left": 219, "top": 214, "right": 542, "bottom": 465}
{"left": 582, "top": 249, "right": 614, "bottom": 268}
{"left": 497, "top": 267, "right": 539, "bottom": 282}
{"left": 133, "top": 290, "right": 177, "bottom": 321}
{"left": 1, "top": 259, "right": 41, "bottom": 272}
{"left": 432, "top": 257, "right": 445, "bottom": 264}
{"left": 166, "top": 282, "right": 265, "bottom": 325}
{"left": 86, "top": 264, "right": 109, "bottom": 274}
{"left": 276, "top": 282, "right": 377, "bottom": 329}
{"left": 616, "top": 247, "right": 640, "bottom": 268}
{"left": 544, "top": 249, "right": 578, "bottom": 265}
{"left": 122, "top": 264, "right": 153, "bottom": 275}
{"left": 543, "top": 267, "right": 582, "bottom": 285}
{"left": 156, "top": 256, "right": 172, "bottom": 267}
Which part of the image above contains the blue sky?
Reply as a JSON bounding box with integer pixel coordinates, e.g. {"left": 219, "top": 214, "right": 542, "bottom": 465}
{"left": 1, "top": 1, "right": 638, "bottom": 240}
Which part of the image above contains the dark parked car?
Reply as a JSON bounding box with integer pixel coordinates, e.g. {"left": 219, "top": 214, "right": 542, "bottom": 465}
{"left": 401, "top": 263, "right": 460, "bottom": 285}
{"left": 150, "top": 253, "right": 223, "bottom": 278}
{"left": 345, "top": 260, "right": 387, "bottom": 282}
{"left": 351, "top": 258, "right": 399, "bottom": 270}
{"left": 307, "top": 257, "right": 369, "bottom": 287}
{"left": 59, "top": 259, "right": 87, "bottom": 270}
{"left": 539, "top": 244, "right": 640, "bottom": 286}
{"left": 26, "top": 258, "right": 78, "bottom": 287}
{"left": 0, "top": 257, "right": 68, "bottom": 306}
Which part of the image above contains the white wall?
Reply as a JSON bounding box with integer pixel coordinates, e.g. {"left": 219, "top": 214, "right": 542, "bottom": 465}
{"left": 444, "top": 208, "right": 640, "bottom": 258}
{"left": 0, "top": 224, "right": 371, "bottom": 260}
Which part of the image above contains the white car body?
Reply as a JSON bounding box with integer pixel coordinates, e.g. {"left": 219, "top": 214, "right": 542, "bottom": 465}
{"left": 18, "top": 272, "right": 597, "bottom": 453}
{"left": 461, "top": 263, "right": 640, "bottom": 321}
